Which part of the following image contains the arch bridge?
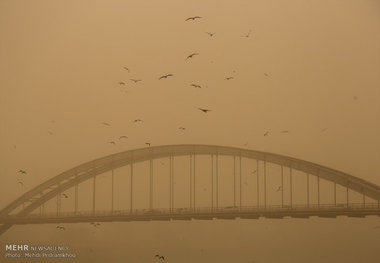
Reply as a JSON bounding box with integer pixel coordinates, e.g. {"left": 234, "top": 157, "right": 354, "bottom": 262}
{"left": 1, "top": 145, "right": 380, "bottom": 235}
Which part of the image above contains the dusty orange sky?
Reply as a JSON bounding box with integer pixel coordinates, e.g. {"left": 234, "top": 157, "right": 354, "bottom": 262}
{"left": 0, "top": 0, "right": 379, "bottom": 262}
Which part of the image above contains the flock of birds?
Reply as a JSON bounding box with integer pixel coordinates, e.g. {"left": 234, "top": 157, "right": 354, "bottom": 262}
{"left": 108, "top": 16, "right": 273, "bottom": 149}
{"left": 12, "top": 14, "right": 296, "bottom": 177}
{"left": 13, "top": 15, "right": 288, "bottom": 212}
{"left": 13, "top": 15, "right": 359, "bottom": 242}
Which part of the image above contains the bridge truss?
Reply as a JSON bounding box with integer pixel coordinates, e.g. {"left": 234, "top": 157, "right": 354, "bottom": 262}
{"left": 1, "top": 145, "right": 379, "bottom": 235}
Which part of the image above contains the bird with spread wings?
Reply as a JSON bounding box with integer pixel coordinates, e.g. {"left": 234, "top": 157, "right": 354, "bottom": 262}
{"left": 197, "top": 107, "right": 211, "bottom": 113}
{"left": 154, "top": 254, "right": 165, "bottom": 260}
{"left": 159, "top": 74, "right": 173, "bottom": 80}
{"left": 242, "top": 29, "right": 252, "bottom": 38}
{"left": 190, "top": 84, "right": 202, "bottom": 88}
{"left": 185, "top": 16, "right": 201, "bottom": 21}
{"left": 186, "top": 53, "right": 199, "bottom": 60}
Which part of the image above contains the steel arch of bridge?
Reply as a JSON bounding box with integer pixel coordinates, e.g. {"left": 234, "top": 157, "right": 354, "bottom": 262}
{"left": 1, "top": 144, "right": 380, "bottom": 234}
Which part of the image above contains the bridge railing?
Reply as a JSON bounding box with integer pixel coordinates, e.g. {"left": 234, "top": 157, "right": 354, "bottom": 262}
{"left": 2, "top": 203, "right": 379, "bottom": 220}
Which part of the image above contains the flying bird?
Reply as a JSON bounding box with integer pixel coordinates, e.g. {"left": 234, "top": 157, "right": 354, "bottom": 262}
{"left": 90, "top": 222, "right": 101, "bottom": 227}
{"left": 118, "top": 82, "right": 126, "bottom": 85}
{"left": 205, "top": 32, "right": 215, "bottom": 37}
{"left": 18, "top": 170, "right": 27, "bottom": 174}
{"left": 190, "top": 84, "right": 202, "bottom": 88}
{"left": 109, "top": 141, "right": 116, "bottom": 145}
{"left": 123, "top": 67, "right": 130, "bottom": 72}
{"left": 185, "top": 16, "right": 202, "bottom": 21}
{"left": 250, "top": 170, "right": 257, "bottom": 174}
{"left": 225, "top": 77, "right": 234, "bottom": 80}
{"left": 159, "top": 74, "right": 173, "bottom": 80}
{"left": 56, "top": 226, "right": 65, "bottom": 230}
{"left": 119, "top": 136, "right": 128, "bottom": 140}
{"left": 276, "top": 186, "right": 282, "bottom": 192}
{"left": 18, "top": 181, "right": 24, "bottom": 187}
{"left": 145, "top": 142, "right": 151, "bottom": 147}
{"left": 186, "top": 53, "right": 199, "bottom": 60}
{"left": 154, "top": 255, "right": 165, "bottom": 260}
{"left": 62, "top": 193, "right": 69, "bottom": 198}
{"left": 179, "top": 127, "right": 186, "bottom": 130}
{"left": 282, "top": 130, "right": 289, "bottom": 133}
{"left": 130, "top": 79, "right": 142, "bottom": 83}
{"left": 264, "top": 131, "right": 269, "bottom": 136}
{"left": 48, "top": 131, "right": 54, "bottom": 135}
{"left": 133, "top": 119, "right": 143, "bottom": 123}
{"left": 264, "top": 73, "right": 269, "bottom": 77}
{"left": 102, "top": 122, "right": 110, "bottom": 126}
{"left": 242, "top": 29, "right": 252, "bottom": 38}
{"left": 197, "top": 107, "right": 211, "bottom": 113}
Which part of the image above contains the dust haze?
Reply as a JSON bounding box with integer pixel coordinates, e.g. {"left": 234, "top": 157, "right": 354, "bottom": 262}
{"left": 1, "top": 0, "right": 380, "bottom": 262}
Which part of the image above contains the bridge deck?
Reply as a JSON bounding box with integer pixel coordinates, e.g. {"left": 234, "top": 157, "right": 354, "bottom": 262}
{"left": 2, "top": 204, "right": 379, "bottom": 225}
